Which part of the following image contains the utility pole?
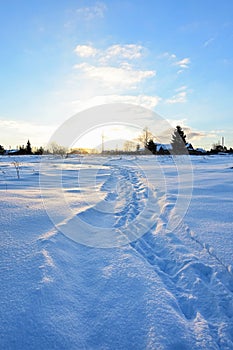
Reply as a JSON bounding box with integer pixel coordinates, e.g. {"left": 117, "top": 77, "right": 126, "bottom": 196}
{"left": 101, "top": 132, "right": 105, "bottom": 153}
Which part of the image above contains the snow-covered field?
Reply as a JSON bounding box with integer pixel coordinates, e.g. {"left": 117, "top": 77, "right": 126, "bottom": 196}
{"left": 0, "top": 154, "right": 233, "bottom": 349}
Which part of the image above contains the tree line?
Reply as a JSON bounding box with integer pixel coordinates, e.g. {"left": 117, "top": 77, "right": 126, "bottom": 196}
{"left": 143, "top": 126, "right": 232, "bottom": 155}
{"left": 0, "top": 140, "right": 67, "bottom": 156}
{"left": 0, "top": 126, "right": 232, "bottom": 156}
{"left": 0, "top": 140, "right": 44, "bottom": 155}
{"left": 146, "top": 125, "right": 191, "bottom": 155}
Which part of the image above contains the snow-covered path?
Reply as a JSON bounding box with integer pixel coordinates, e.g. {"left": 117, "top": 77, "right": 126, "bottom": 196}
{"left": 0, "top": 155, "right": 233, "bottom": 349}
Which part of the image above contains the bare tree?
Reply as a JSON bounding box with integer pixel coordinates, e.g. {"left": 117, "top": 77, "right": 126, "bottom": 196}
{"left": 12, "top": 161, "right": 20, "bottom": 179}
{"left": 123, "top": 140, "right": 136, "bottom": 152}
{"left": 47, "top": 142, "right": 68, "bottom": 157}
{"left": 136, "top": 127, "right": 154, "bottom": 148}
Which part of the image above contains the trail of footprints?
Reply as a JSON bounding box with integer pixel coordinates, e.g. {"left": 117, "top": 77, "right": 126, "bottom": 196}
{"left": 99, "top": 164, "right": 149, "bottom": 230}
{"left": 130, "top": 196, "right": 233, "bottom": 347}
{"left": 105, "top": 164, "right": 233, "bottom": 347}
{"left": 39, "top": 161, "right": 233, "bottom": 346}
{"left": 93, "top": 164, "right": 233, "bottom": 322}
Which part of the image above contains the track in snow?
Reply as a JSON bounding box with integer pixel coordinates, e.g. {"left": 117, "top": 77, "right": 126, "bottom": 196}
{"left": 52, "top": 157, "right": 162, "bottom": 247}
{"left": 39, "top": 156, "right": 233, "bottom": 348}
{"left": 64, "top": 158, "right": 233, "bottom": 348}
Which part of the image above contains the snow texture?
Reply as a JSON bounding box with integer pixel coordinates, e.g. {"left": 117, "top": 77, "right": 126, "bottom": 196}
{"left": 0, "top": 154, "right": 233, "bottom": 349}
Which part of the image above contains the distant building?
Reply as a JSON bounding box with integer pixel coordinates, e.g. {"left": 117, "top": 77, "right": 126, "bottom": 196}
{"left": 195, "top": 148, "right": 207, "bottom": 154}
{"left": 185, "top": 143, "right": 194, "bottom": 151}
{"left": 156, "top": 144, "right": 172, "bottom": 154}
{"left": 4, "top": 149, "right": 19, "bottom": 155}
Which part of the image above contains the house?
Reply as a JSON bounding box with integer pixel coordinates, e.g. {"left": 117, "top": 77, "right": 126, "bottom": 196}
{"left": 186, "top": 143, "right": 194, "bottom": 151}
{"left": 156, "top": 143, "right": 172, "bottom": 155}
{"left": 4, "top": 149, "right": 20, "bottom": 155}
{"left": 195, "top": 147, "right": 207, "bottom": 154}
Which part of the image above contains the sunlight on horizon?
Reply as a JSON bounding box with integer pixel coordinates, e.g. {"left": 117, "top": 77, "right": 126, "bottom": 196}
{"left": 72, "top": 124, "right": 141, "bottom": 151}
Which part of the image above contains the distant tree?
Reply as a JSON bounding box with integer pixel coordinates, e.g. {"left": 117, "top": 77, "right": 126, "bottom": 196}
{"left": 146, "top": 139, "right": 157, "bottom": 154}
{"left": 34, "top": 146, "right": 44, "bottom": 155}
{"left": 48, "top": 142, "right": 68, "bottom": 157}
{"left": 26, "top": 140, "right": 32, "bottom": 154}
{"left": 210, "top": 143, "right": 227, "bottom": 154}
{"left": 0, "top": 145, "right": 4, "bottom": 154}
{"left": 123, "top": 140, "right": 136, "bottom": 152}
{"left": 171, "top": 126, "right": 187, "bottom": 154}
{"left": 19, "top": 145, "right": 26, "bottom": 155}
{"left": 137, "top": 127, "right": 154, "bottom": 148}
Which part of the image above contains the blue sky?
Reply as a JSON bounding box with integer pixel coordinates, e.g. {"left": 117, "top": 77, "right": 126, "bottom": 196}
{"left": 0, "top": 0, "right": 233, "bottom": 149}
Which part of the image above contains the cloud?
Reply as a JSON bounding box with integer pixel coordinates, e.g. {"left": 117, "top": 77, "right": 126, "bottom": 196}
{"left": 74, "top": 62, "right": 155, "bottom": 90}
{"left": 187, "top": 131, "right": 208, "bottom": 139}
{"left": 164, "top": 123, "right": 218, "bottom": 147}
{"left": 166, "top": 86, "right": 189, "bottom": 104}
{"left": 175, "top": 85, "right": 187, "bottom": 92}
{"left": 174, "top": 57, "right": 190, "bottom": 69}
{"left": 52, "top": 42, "right": 159, "bottom": 119}
{"left": 74, "top": 43, "right": 145, "bottom": 63}
{"left": 185, "top": 128, "right": 217, "bottom": 141}
{"left": 159, "top": 52, "right": 177, "bottom": 60}
{"left": 165, "top": 122, "right": 216, "bottom": 142}
{"left": 76, "top": 2, "right": 107, "bottom": 21}
{"left": 0, "top": 119, "right": 55, "bottom": 147}
{"left": 105, "top": 44, "right": 144, "bottom": 60}
{"left": 158, "top": 54, "right": 191, "bottom": 74}
{"left": 203, "top": 37, "right": 215, "bottom": 48}
{"left": 73, "top": 43, "right": 154, "bottom": 93}
{"left": 159, "top": 53, "right": 190, "bottom": 70}
{"left": 74, "top": 45, "right": 98, "bottom": 57}
{"left": 166, "top": 91, "right": 187, "bottom": 104}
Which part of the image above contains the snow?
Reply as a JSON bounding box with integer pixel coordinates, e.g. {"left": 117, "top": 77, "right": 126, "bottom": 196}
{"left": 0, "top": 154, "right": 233, "bottom": 349}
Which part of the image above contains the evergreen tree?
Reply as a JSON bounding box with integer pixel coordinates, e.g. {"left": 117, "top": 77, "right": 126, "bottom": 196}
{"left": 0, "top": 145, "right": 4, "bottom": 154}
{"left": 171, "top": 126, "right": 187, "bottom": 154}
{"left": 19, "top": 145, "right": 26, "bottom": 155}
{"left": 34, "top": 146, "right": 44, "bottom": 155}
{"left": 146, "top": 139, "right": 156, "bottom": 154}
{"left": 26, "top": 140, "right": 32, "bottom": 154}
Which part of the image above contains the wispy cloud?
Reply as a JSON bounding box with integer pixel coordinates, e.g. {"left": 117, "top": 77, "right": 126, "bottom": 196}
{"left": 184, "top": 128, "right": 217, "bottom": 141}
{"left": 174, "top": 57, "right": 190, "bottom": 69}
{"left": 76, "top": 2, "right": 107, "bottom": 21}
{"left": 166, "top": 91, "right": 187, "bottom": 104}
{"left": 175, "top": 85, "right": 187, "bottom": 92}
{"left": 159, "top": 52, "right": 177, "bottom": 60}
{"left": 74, "top": 62, "right": 155, "bottom": 90}
{"left": 160, "top": 53, "right": 191, "bottom": 74}
{"left": 203, "top": 37, "right": 215, "bottom": 48}
{"left": 0, "top": 119, "right": 55, "bottom": 147}
{"left": 166, "top": 123, "right": 218, "bottom": 145}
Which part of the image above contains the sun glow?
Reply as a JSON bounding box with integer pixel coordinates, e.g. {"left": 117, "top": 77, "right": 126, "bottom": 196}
{"left": 72, "top": 124, "right": 141, "bottom": 151}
